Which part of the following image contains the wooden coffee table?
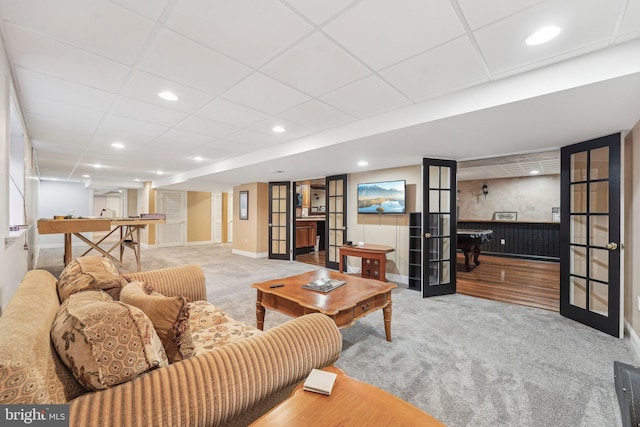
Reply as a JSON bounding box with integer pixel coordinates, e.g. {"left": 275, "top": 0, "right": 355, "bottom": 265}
{"left": 251, "top": 270, "right": 397, "bottom": 341}
{"left": 250, "top": 366, "right": 446, "bottom": 426}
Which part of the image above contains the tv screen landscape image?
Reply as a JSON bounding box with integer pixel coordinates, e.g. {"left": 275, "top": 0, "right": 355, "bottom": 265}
{"left": 357, "top": 180, "right": 406, "bottom": 214}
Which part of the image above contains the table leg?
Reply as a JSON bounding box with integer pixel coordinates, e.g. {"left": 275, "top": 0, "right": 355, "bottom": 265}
{"left": 256, "top": 291, "right": 265, "bottom": 331}
{"left": 64, "top": 233, "right": 72, "bottom": 265}
{"left": 463, "top": 249, "right": 471, "bottom": 271}
{"left": 473, "top": 245, "right": 481, "bottom": 266}
{"left": 339, "top": 253, "right": 344, "bottom": 274}
{"left": 383, "top": 299, "right": 392, "bottom": 342}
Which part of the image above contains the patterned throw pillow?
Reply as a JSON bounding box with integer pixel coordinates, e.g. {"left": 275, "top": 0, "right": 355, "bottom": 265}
{"left": 120, "top": 282, "right": 195, "bottom": 363}
{"left": 50, "top": 290, "right": 169, "bottom": 391}
{"left": 57, "top": 256, "right": 127, "bottom": 302}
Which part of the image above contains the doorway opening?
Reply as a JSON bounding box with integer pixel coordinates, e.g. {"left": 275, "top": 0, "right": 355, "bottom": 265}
{"left": 293, "top": 178, "right": 327, "bottom": 267}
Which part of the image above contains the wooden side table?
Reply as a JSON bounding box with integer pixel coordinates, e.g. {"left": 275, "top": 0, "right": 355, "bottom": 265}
{"left": 338, "top": 244, "right": 395, "bottom": 281}
{"left": 250, "top": 366, "right": 445, "bottom": 426}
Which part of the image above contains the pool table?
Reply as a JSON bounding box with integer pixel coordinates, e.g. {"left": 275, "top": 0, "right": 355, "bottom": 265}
{"left": 457, "top": 229, "right": 493, "bottom": 271}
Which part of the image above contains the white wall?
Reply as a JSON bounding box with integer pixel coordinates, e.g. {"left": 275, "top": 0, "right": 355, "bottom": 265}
{"left": 38, "top": 181, "right": 93, "bottom": 248}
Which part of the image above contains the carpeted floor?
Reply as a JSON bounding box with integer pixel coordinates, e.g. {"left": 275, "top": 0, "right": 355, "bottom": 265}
{"left": 37, "top": 243, "right": 638, "bottom": 426}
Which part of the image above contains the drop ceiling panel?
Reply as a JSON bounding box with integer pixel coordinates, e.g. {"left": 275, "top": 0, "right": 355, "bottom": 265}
{"left": 110, "top": 0, "right": 170, "bottom": 22}
{"left": 97, "top": 115, "right": 169, "bottom": 144}
{"left": 165, "top": 0, "right": 313, "bottom": 68}
{"left": 0, "top": 0, "right": 155, "bottom": 64}
{"left": 457, "top": 0, "right": 546, "bottom": 30}
{"left": 261, "top": 32, "right": 370, "bottom": 97}
{"left": 320, "top": 75, "right": 410, "bottom": 118}
{"left": 15, "top": 67, "right": 115, "bottom": 113}
{"left": 176, "top": 116, "right": 239, "bottom": 139}
{"left": 25, "top": 111, "right": 98, "bottom": 141}
{"left": 283, "top": 0, "right": 357, "bottom": 25}
{"left": 619, "top": 0, "right": 640, "bottom": 38}
{"left": 23, "top": 99, "right": 103, "bottom": 134}
{"left": 474, "top": 0, "right": 624, "bottom": 75}
{"left": 248, "top": 117, "right": 311, "bottom": 141}
{"left": 323, "top": 0, "right": 465, "bottom": 70}
{"left": 121, "top": 70, "right": 214, "bottom": 114}
{"left": 279, "top": 100, "right": 355, "bottom": 131}
{"left": 225, "top": 129, "right": 283, "bottom": 147}
{"left": 380, "top": 37, "right": 490, "bottom": 101}
{"left": 196, "top": 98, "right": 270, "bottom": 128}
{"left": 139, "top": 29, "right": 253, "bottom": 95}
{"left": 222, "top": 73, "right": 310, "bottom": 115}
{"left": 5, "top": 24, "right": 130, "bottom": 92}
{"left": 110, "top": 97, "right": 188, "bottom": 127}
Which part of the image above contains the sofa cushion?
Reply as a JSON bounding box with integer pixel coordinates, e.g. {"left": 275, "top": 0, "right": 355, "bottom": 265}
{"left": 188, "top": 300, "right": 262, "bottom": 355}
{"left": 51, "top": 290, "right": 168, "bottom": 391}
{"left": 57, "top": 256, "right": 127, "bottom": 302}
{"left": 120, "top": 282, "right": 195, "bottom": 363}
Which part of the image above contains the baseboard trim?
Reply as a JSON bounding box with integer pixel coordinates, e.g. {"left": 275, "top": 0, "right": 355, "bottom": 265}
{"left": 232, "top": 249, "right": 268, "bottom": 258}
{"left": 186, "top": 240, "right": 214, "bottom": 246}
{"left": 625, "top": 320, "right": 640, "bottom": 359}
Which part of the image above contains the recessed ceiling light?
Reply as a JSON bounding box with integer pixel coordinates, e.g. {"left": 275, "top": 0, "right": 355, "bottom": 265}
{"left": 111, "top": 142, "right": 125, "bottom": 149}
{"left": 272, "top": 126, "right": 286, "bottom": 133}
{"left": 193, "top": 156, "right": 204, "bottom": 161}
{"left": 93, "top": 164, "right": 103, "bottom": 168}
{"left": 82, "top": 174, "right": 90, "bottom": 178}
{"left": 358, "top": 160, "right": 369, "bottom": 167}
{"left": 530, "top": 170, "right": 541, "bottom": 175}
{"left": 525, "top": 26, "right": 561, "bottom": 46}
{"left": 157, "top": 170, "right": 164, "bottom": 175}
{"left": 134, "top": 178, "right": 141, "bottom": 182}
{"left": 158, "top": 91, "right": 179, "bottom": 101}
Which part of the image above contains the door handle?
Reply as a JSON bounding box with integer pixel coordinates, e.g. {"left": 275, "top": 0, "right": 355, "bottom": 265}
{"left": 424, "top": 233, "right": 432, "bottom": 238}
{"left": 606, "top": 242, "right": 618, "bottom": 251}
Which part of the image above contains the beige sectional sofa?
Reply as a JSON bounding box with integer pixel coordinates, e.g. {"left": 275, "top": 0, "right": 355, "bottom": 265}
{"left": 0, "top": 261, "right": 342, "bottom": 426}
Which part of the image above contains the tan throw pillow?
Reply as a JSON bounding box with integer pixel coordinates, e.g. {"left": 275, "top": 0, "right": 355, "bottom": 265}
{"left": 57, "top": 256, "right": 127, "bottom": 302}
{"left": 51, "top": 290, "right": 169, "bottom": 391}
{"left": 120, "top": 282, "right": 195, "bottom": 363}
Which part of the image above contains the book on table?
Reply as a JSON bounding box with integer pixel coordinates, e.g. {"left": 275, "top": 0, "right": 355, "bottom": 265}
{"left": 302, "top": 278, "right": 346, "bottom": 292}
{"left": 303, "top": 369, "right": 338, "bottom": 395}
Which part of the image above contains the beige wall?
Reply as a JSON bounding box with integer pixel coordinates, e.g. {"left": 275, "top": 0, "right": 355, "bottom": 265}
{"left": 232, "top": 182, "right": 269, "bottom": 256}
{"left": 187, "top": 191, "right": 211, "bottom": 243}
{"left": 457, "top": 175, "right": 560, "bottom": 222}
{"left": 625, "top": 121, "right": 640, "bottom": 341}
{"left": 346, "top": 165, "right": 422, "bottom": 279}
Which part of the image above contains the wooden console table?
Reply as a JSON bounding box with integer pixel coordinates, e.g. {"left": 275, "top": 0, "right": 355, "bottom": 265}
{"left": 339, "top": 244, "right": 395, "bottom": 281}
{"left": 37, "top": 218, "right": 165, "bottom": 271}
{"left": 250, "top": 366, "right": 445, "bottom": 426}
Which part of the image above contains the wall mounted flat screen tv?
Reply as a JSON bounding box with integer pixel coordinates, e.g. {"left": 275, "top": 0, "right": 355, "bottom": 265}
{"left": 357, "top": 180, "right": 406, "bottom": 214}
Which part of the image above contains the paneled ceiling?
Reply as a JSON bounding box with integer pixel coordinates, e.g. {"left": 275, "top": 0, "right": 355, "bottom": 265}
{"left": 1, "top": 0, "right": 639, "bottom": 191}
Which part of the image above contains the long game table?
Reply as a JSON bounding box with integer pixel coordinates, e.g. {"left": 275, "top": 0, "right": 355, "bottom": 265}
{"left": 37, "top": 218, "right": 165, "bottom": 271}
{"left": 457, "top": 229, "right": 493, "bottom": 271}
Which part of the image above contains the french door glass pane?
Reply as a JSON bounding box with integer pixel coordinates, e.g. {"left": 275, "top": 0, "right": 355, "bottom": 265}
{"left": 441, "top": 214, "right": 450, "bottom": 236}
{"left": 440, "top": 190, "right": 450, "bottom": 212}
{"left": 590, "top": 215, "right": 609, "bottom": 247}
{"left": 589, "top": 248, "right": 609, "bottom": 283}
{"left": 590, "top": 281, "right": 609, "bottom": 316}
{"left": 571, "top": 215, "right": 587, "bottom": 245}
{"left": 442, "top": 237, "right": 450, "bottom": 261}
{"left": 571, "top": 151, "right": 588, "bottom": 182}
{"left": 441, "top": 167, "right": 451, "bottom": 189}
{"left": 571, "top": 183, "right": 587, "bottom": 213}
{"left": 590, "top": 182, "right": 609, "bottom": 213}
{"left": 442, "top": 261, "right": 450, "bottom": 283}
{"left": 590, "top": 146, "right": 609, "bottom": 179}
{"left": 429, "top": 190, "right": 439, "bottom": 213}
{"left": 570, "top": 246, "right": 587, "bottom": 277}
{"left": 429, "top": 166, "right": 440, "bottom": 185}
{"left": 570, "top": 276, "right": 587, "bottom": 309}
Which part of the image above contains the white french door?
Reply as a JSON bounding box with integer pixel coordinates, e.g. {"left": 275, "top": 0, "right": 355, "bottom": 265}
{"left": 157, "top": 190, "right": 185, "bottom": 247}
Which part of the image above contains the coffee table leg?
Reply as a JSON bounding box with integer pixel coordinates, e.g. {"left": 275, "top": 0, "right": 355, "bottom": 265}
{"left": 256, "top": 291, "right": 265, "bottom": 331}
{"left": 383, "top": 300, "right": 392, "bottom": 342}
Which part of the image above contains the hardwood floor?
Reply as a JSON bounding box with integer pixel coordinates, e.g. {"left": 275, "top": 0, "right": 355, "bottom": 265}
{"left": 296, "top": 250, "right": 326, "bottom": 267}
{"left": 296, "top": 250, "right": 560, "bottom": 312}
{"left": 456, "top": 254, "right": 560, "bottom": 312}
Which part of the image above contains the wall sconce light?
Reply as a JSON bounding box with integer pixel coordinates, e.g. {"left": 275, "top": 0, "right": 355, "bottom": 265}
{"left": 482, "top": 184, "right": 489, "bottom": 198}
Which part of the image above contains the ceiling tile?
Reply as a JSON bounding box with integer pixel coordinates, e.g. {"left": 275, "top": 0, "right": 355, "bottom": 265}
{"left": 195, "top": 140, "right": 252, "bottom": 160}
{"left": 618, "top": 0, "right": 640, "bottom": 39}
{"left": 110, "top": 97, "right": 188, "bottom": 127}
{"left": 279, "top": 100, "right": 355, "bottom": 131}
{"left": 261, "top": 32, "right": 371, "bottom": 97}
{"left": 248, "top": 117, "right": 312, "bottom": 141}
{"left": 121, "top": 70, "right": 214, "bottom": 114}
{"left": 165, "top": 0, "right": 313, "bottom": 67}
{"left": 323, "top": 0, "right": 465, "bottom": 70}
{"left": 24, "top": 102, "right": 102, "bottom": 134}
{"left": 158, "top": 128, "right": 216, "bottom": 146}
{"left": 474, "top": 0, "right": 625, "bottom": 75}
{"left": 380, "top": 37, "right": 490, "bottom": 102}
{"left": 176, "top": 116, "right": 239, "bottom": 139}
{"left": 283, "top": 0, "right": 357, "bottom": 25}
{"left": 225, "top": 129, "right": 283, "bottom": 147}
{"left": 221, "top": 73, "right": 311, "bottom": 115}
{"left": 110, "top": 0, "right": 170, "bottom": 21}
{"left": 5, "top": 24, "right": 130, "bottom": 92}
{"left": 139, "top": 29, "right": 253, "bottom": 95}
{"left": 15, "top": 66, "right": 115, "bottom": 113}
{"left": 195, "top": 98, "right": 270, "bottom": 127}
{"left": 457, "top": 0, "right": 546, "bottom": 30}
{"left": 320, "top": 75, "right": 410, "bottom": 118}
{"left": 95, "top": 115, "right": 169, "bottom": 145}
{"left": 0, "top": 0, "right": 156, "bottom": 64}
